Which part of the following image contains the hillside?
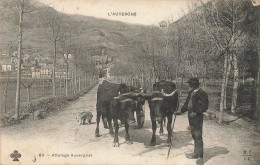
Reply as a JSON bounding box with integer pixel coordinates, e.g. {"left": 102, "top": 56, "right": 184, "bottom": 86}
{"left": 0, "top": 0, "right": 148, "bottom": 59}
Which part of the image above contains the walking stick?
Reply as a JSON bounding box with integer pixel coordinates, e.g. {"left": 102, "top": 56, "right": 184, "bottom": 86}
{"left": 167, "top": 114, "right": 177, "bottom": 159}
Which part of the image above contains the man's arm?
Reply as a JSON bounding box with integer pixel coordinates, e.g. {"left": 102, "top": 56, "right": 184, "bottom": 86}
{"left": 175, "top": 90, "right": 192, "bottom": 115}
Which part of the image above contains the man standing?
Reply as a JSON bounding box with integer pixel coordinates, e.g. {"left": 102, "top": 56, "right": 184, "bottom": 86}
{"left": 174, "top": 77, "right": 208, "bottom": 160}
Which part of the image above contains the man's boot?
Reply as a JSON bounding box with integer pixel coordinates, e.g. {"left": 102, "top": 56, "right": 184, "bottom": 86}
{"left": 185, "top": 153, "right": 199, "bottom": 159}
{"left": 196, "top": 157, "right": 204, "bottom": 165}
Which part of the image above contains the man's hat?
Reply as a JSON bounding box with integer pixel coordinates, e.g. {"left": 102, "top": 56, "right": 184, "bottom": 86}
{"left": 186, "top": 77, "right": 200, "bottom": 85}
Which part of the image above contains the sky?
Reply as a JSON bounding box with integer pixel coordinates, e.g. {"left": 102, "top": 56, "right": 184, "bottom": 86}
{"left": 38, "top": 0, "right": 192, "bottom": 25}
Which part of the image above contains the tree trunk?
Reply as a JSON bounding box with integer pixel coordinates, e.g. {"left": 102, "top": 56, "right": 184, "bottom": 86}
{"left": 242, "top": 67, "right": 245, "bottom": 85}
{"left": 195, "top": 56, "right": 199, "bottom": 77}
{"left": 176, "top": 27, "right": 182, "bottom": 84}
{"left": 257, "top": 69, "right": 260, "bottom": 127}
{"left": 27, "top": 87, "right": 30, "bottom": 102}
{"left": 141, "top": 71, "right": 144, "bottom": 90}
{"left": 52, "top": 41, "right": 57, "bottom": 97}
{"left": 42, "top": 79, "right": 45, "bottom": 96}
{"left": 71, "top": 72, "right": 74, "bottom": 93}
{"left": 63, "top": 78, "right": 66, "bottom": 94}
{"left": 74, "top": 71, "right": 77, "bottom": 92}
{"left": 84, "top": 74, "right": 87, "bottom": 88}
{"left": 66, "top": 56, "right": 68, "bottom": 96}
{"left": 14, "top": 1, "right": 24, "bottom": 120}
{"left": 224, "top": 55, "right": 232, "bottom": 110}
{"left": 254, "top": 52, "right": 260, "bottom": 127}
{"left": 219, "top": 53, "right": 228, "bottom": 124}
{"left": 87, "top": 74, "right": 89, "bottom": 88}
{"left": 231, "top": 53, "right": 239, "bottom": 113}
{"left": 175, "top": 64, "right": 179, "bottom": 84}
{"left": 203, "top": 55, "right": 208, "bottom": 88}
{"left": 59, "top": 78, "right": 62, "bottom": 95}
{"left": 79, "top": 76, "right": 81, "bottom": 91}
{"left": 70, "top": 75, "right": 73, "bottom": 94}
{"left": 4, "top": 76, "right": 9, "bottom": 114}
{"left": 180, "top": 69, "right": 185, "bottom": 96}
{"left": 32, "top": 80, "right": 34, "bottom": 100}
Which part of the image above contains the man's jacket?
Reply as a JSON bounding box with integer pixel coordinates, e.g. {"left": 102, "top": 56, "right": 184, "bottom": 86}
{"left": 181, "top": 88, "right": 208, "bottom": 114}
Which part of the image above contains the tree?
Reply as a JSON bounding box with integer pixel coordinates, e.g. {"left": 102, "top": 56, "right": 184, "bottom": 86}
{"left": 21, "top": 79, "right": 34, "bottom": 101}
{"left": 42, "top": 7, "right": 64, "bottom": 96}
{"left": 13, "top": 0, "right": 37, "bottom": 121}
{"left": 251, "top": 4, "right": 260, "bottom": 126}
{"left": 61, "top": 20, "right": 74, "bottom": 96}
{"left": 200, "top": 0, "right": 256, "bottom": 123}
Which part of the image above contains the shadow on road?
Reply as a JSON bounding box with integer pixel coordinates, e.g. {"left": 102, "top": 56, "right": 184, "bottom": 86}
{"left": 116, "top": 120, "right": 196, "bottom": 156}
{"left": 196, "top": 146, "right": 229, "bottom": 165}
{"left": 172, "top": 131, "right": 193, "bottom": 149}
{"left": 117, "top": 121, "right": 167, "bottom": 146}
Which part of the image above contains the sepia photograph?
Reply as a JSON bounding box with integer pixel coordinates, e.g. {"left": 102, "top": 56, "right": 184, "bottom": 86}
{"left": 0, "top": 0, "right": 259, "bottom": 164}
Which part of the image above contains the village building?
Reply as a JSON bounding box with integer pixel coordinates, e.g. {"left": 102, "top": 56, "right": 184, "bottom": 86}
{"left": 31, "top": 66, "right": 41, "bottom": 78}
{"left": 40, "top": 64, "right": 52, "bottom": 78}
{"left": 1, "top": 58, "right": 15, "bottom": 72}
{"left": 56, "top": 66, "right": 67, "bottom": 79}
{"left": 0, "top": 50, "right": 17, "bottom": 72}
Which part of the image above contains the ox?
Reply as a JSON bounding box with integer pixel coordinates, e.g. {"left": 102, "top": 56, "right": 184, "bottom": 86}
{"left": 95, "top": 80, "right": 128, "bottom": 137}
{"left": 102, "top": 85, "right": 145, "bottom": 129}
{"left": 145, "top": 80, "right": 179, "bottom": 146}
{"left": 111, "top": 93, "right": 142, "bottom": 147}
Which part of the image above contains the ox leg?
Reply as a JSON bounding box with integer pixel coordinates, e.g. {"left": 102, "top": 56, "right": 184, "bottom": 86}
{"left": 102, "top": 116, "right": 108, "bottom": 129}
{"left": 108, "top": 117, "right": 114, "bottom": 135}
{"left": 95, "top": 113, "right": 101, "bottom": 137}
{"left": 125, "top": 122, "right": 133, "bottom": 144}
{"left": 135, "top": 110, "right": 144, "bottom": 129}
{"left": 167, "top": 115, "right": 173, "bottom": 146}
{"left": 159, "top": 122, "right": 164, "bottom": 136}
{"left": 150, "top": 121, "right": 157, "bottom": 146}
{"left": 113, "top": 118, "right": 119, "bottom": 147}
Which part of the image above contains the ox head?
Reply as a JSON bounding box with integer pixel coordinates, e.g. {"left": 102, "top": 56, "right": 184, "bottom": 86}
{"left": 120, "top": 98, "right": 136, "bottom": 124}
{"left": 147, "top": 92, "right": 165, "bottom": 124}
{"left": 119, "top": 98, "right": 136, "bottom": 124}
{"left": 112, "top": 96, "right": 136, "bottom": 124}
{"left": 122, "top": 92, "right": 146, "bottom": 111}
{"left": 144, "top": 89, "right": 178, "bottom": 124}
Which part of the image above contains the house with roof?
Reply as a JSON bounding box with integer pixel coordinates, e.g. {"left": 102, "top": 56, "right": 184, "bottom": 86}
{"left": 40, "top": 64, "right": 52, "bottom": 78}
{"left": 56, "top": 66, "right": 67, "bottom": 79}
{"left": 21, "top": 63, "right": 34, "bottom": 78}
{"left": 0, "top": 57, "right": 16, "bottom": 72}
{"left": 31, "top": 66, "right": 41, "bottom": 78}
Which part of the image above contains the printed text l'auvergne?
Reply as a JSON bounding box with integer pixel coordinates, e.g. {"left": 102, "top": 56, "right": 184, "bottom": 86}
{"left": 108, "top": 12, "right": 137, "bottom": 16}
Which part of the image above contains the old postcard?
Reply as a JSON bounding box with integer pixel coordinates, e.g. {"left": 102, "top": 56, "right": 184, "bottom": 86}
{"left": 0, "top": 0, "right": 260, "bottom": 165}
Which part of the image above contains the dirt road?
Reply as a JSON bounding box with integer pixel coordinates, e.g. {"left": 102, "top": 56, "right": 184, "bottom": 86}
{"left": 1, "top": 81, "right": 259, "bottom": 165}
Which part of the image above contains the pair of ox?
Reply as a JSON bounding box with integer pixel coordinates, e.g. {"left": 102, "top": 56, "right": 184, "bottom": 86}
{"left": 95, "top": 80, "right": 179, "bottom": 147}
{"left": 95, "top": 80, "right": 144, "bottom": 137}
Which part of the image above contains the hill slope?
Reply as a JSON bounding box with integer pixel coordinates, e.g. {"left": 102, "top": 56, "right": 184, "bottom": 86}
{"left": 0, "top": 0, "right": 148, "bottom": 59}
